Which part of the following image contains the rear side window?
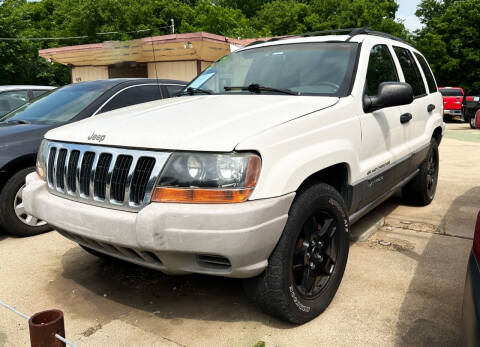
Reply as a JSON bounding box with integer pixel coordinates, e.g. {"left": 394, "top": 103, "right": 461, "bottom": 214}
{"left": 365, "top": 45, "right": 399, "bottom": 96}
{"left": 393, "top": 47, "right": 426, "bottom": 97}
{"left": 439, "top": 89, "right": 463, "bottom": 97}
{"left": 165, "top": 85, "right": 184, "bottom": 97}
{"left": 414, "top": 53, "right": 437, "bottom": 93}
{"left": 32, "top": 90, "right": 50, "bottom": 98}
{"left": 99, "top": 85, "right": 162, "bottom": 113}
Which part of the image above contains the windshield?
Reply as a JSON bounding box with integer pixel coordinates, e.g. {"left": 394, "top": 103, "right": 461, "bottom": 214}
{"left": 0, "top": 83, "right": 112, "bottom": 124}
{"left": 187, "top": 42, "right": 358, "bottom": 96}
{"left": 439, "top": 89, "right": 463, "bottom": 97}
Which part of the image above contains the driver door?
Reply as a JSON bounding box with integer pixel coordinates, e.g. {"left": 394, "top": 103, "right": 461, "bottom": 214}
{"left": 358, "top": 44, "right": 411, "bottom": 206}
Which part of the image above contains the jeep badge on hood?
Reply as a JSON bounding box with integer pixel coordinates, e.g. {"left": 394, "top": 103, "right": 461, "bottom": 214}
{"left": 88, "top": 132, "right": 106, "bottom": 142}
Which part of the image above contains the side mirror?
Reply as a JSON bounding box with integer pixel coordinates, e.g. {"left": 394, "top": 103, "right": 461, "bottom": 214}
{"left": 364, "top": 82, "right": 414, "bottom": 113}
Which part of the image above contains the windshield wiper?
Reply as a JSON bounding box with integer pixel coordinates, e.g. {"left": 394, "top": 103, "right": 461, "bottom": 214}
{"left": 224, "top": 84, "right": 299, "bottom": 95}
{"left": 179, "top": 87, "right": 213, "bottom": 96}
{"left": 6, "top": 119, "right": 30, "bottom": 125}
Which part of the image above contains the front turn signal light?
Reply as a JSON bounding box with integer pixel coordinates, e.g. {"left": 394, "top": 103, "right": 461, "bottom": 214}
{"left": 151, "top": 187, "right": 254, "bottom": 203}
{"left": 36, "top": 162, "right": 46, "bottom": 181}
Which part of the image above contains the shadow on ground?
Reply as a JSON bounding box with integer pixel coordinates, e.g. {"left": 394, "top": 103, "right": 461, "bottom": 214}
{"left": 51, "top": 246, "right": 290, "bottom": 330}
{"left": 47, "top": 193, "right": 409, "bottom": 335}
{"left": 393, "top": 187, "right": 480, "bottom": 346}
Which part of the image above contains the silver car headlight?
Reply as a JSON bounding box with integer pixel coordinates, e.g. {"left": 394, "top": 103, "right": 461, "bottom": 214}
{"left": 151, "top": 152, "right": 261, "bottom": 203}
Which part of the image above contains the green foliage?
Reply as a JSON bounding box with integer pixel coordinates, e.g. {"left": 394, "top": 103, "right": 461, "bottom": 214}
{"left": 415, "top": 0, "right": 480, "bottom": 94}
{"left": 0, "top": 0, "right": 411, "bottom": 86}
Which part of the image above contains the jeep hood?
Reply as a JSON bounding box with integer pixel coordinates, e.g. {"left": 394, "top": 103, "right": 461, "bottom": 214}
{"left": 45, "top": 95, "right": 338, "bottom": 151}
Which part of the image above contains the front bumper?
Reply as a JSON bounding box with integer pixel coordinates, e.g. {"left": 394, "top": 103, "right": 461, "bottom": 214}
{"left": 23, "top": 173, "right": 294, "bottom": 278}
{"left": 462, "top": 252, "right": 480, "bottom": 347}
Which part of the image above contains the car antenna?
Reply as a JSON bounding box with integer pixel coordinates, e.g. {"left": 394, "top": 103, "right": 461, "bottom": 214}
{"left": 150, "top": 28, "right": 161, "bottom": 100}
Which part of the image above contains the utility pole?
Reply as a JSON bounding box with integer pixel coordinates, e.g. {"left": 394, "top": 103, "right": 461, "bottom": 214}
{"left": 171, "top": 19, "right": 175, "bottom": 34}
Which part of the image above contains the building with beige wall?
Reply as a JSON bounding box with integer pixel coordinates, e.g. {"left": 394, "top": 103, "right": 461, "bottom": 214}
{"left": 39, "top": 32, "right": 253, "bottom": 83}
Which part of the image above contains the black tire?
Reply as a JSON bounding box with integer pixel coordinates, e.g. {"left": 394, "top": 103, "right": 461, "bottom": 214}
{"left": 402, "top": 139, "right": 439, "bottom": 206}
{"left": 0, "top": 167, "right": 52, "bottom": 237}
{"left": 469, "top": 116, "right": 476, "bottom": 129}
{"left": 243, "top": 183, "right": 350, "bottom": 324}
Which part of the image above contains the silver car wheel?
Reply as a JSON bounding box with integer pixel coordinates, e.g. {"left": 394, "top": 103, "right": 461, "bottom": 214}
{"left": 14, "top": 184, "right": 47, "bottom": 227}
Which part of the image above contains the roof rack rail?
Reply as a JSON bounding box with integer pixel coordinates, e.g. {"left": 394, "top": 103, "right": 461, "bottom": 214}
{"left": 346, "top": 27, "right": 412, "bottom": 46}
{"left": 242, "top": 27, "right": 412, "bottom": 48}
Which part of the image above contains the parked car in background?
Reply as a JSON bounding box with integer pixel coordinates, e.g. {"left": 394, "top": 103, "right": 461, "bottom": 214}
{"left": 462, "top": 211, "right": 480, "bottom": 346}
{"left": 438, "top": 87, "right": 464, "bottom": 121}
{"left": 0, "top": 85, "right": 55, "bottom": 117}
{"left": 0, "top": 78, "right": 186, "bottom": 237}
{"left": 463, "top": 94, "right": 480, "bottom": 129}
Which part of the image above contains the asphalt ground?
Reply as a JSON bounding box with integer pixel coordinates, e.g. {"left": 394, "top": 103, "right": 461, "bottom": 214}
{"left": 0, "top": 121, "right": 478, "bottom": 346}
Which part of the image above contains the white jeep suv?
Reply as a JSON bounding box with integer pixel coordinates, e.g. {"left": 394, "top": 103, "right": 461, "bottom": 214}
{"left": 24, "top": 29, "right": 444, "bottom": 324}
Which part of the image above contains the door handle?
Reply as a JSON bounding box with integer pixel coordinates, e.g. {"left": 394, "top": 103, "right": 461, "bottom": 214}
{"left": 400, "top": 113, "right": 413, "bottom": 124}
{"left": 427, "top": 104, "right": 436, "bottom": 112}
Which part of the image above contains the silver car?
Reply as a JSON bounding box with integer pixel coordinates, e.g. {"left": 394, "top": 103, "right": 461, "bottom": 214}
{"left": 0, "top": 85, "right": 55, "bottom": 117}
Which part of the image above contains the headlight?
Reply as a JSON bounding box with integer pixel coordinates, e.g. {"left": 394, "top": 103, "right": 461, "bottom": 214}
{"left": 36, "top": 139, "right": 48, "bottom": 181}
{"left": 151, "top": 152, "right": 261, "bottom": 203}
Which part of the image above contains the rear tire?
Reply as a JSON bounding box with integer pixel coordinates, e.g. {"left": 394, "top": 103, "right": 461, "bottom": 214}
{"left": 0, "top": 168, "right": 52, "bottom": 237}
{"left": 470, "top": 116, "right": 476, "bottom": 129}
{"left": 243, "top": 183, "right": 350, "bottom": 324}
{"left": 402, "top": 139, "right": 439, "bottom": 206}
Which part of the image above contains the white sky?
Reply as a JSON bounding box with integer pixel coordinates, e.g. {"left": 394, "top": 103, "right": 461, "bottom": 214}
{"left": 396, "top": 0, "right": 423, "bottom": 31}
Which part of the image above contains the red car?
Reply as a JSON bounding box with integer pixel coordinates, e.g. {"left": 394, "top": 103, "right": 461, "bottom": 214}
{"left": 439, "top": 87, "right": 464, "bottom": 120}
{"left": 462, "top": 211, "right": 480, "bottom": 345}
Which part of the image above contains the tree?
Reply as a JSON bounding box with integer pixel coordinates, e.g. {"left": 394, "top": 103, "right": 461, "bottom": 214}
{"left": 415, "top": 0, "right": 480, "bottom": 93}
{"left": 0, "top": 0, "right": 411, "bottom": 86}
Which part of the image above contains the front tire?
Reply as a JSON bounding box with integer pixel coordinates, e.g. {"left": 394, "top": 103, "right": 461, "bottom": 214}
{"left": 402, "top": 139, "right": 439, "bottom": 206}
{"left": 243, "top": 183, "right": 350, "bottom": 324}
{"left": 0, "top": 168, "right": 52, "bottom": 237}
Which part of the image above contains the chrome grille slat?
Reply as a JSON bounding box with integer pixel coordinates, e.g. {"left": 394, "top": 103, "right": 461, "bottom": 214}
{"left": 105, "top": 154, "right": 117, "bottom": 202}
{"left": 89, "top": 152, "right": 100, "bottom": 201}
{"left": 110, "top": 155, "right": 133, "bottom": 203}
{"left": 94, "top": 153, "right": 112, "bottom": 200}
{"left": 131, "top": 157, "right": 156, "bottom": 204}
{"left": 75, "top": 151, "right": 85, "bottom": 197}
{"left": 80, "top": 152, "right": 95, "bottom": 197}
{"left": 67, "top": 150, "right": 80, "bottom": 194}
{"left": 62, "top": 149, "right": 71, "bottom": 193}
{"left": 47, "top": 148, "right": 57, "bottom": 187}
{"left": 123, "top": 156, "right": 138, "bottom": 204}
{"left": 44, "top": 141, "right": 171, "bottom": 212}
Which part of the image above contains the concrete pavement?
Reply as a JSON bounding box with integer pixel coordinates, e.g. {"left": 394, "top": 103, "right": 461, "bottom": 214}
{"left": 0, "top": 122, "right": 478, "bottom": 346}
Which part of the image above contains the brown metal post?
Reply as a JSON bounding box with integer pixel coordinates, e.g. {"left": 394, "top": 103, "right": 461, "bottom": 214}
{"left": 28, "top": 309, "right": 66, "bottom": 347}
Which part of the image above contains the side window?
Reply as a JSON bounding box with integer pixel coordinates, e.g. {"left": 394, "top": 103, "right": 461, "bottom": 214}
{"left": 32, "top": 90, "right": 49, "bottom": 98}
{"left": 393, "top": 47, "right": 427, "bottom": 97}
{"left": 366, "top": 45, "right": 399, "bottom": 96}
{"left": 0, "top": 90, "right": 29, "bottom": 116}
{"left": 165, "top": 85, "right": 184, "bottom": 97}
{"left": 414, "top": 53, "right": 437, "bottom": 93}
{"left": 99, "top": 85, "right": 162, "bottom": 114}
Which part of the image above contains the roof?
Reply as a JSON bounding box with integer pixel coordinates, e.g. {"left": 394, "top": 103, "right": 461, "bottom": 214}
{"left": 0, "top": 85, "right": 55, "bottom": 92}
{"left": 237, "top": 33, "right": 420, "bottom": 56}
{"left": 47, "top": 79, "right": 186, "bottom": 92}
{"left": 70, "top": 78, "right": 187, "bottom": 86}
{"left": 39, "top": 32, "right": 240, "bottom": 66}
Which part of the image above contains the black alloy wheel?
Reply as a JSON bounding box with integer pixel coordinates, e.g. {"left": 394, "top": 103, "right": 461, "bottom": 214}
{"left": 292, "top": 212, "right": 338, "bottom": 299}
{"left": 426, "top": 148, "right": 439, "bottom": 200}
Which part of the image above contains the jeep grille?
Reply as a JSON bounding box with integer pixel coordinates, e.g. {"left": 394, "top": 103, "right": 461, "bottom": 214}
{"left": 45, "top": 142, "right": 170, "bottom": 212}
